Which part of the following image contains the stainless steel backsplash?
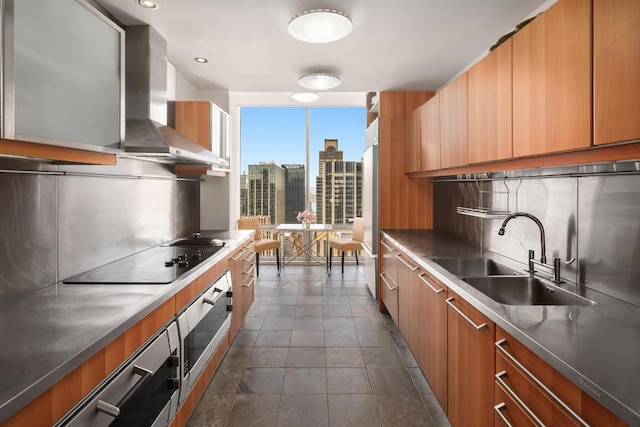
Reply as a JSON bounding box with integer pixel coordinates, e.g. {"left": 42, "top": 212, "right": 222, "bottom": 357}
{"left": 434, "top": 173, "right": 640, "bottom": 307}
{"left": 0, "top": 158, "right": 200, "bottom": 302}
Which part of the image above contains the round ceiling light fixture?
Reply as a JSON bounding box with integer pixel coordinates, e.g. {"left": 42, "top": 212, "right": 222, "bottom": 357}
{"left": 288, "top": 9, "right": 352, "bottom": 43}
{"left": 292, "top": 92, "right": 320, "bottom": 103}
{"left": 194, "top": 57, "right": 208, "bottom": 63}
{"left": 298, "top": 73, "right": 341, "bottom": 91}
{"left": 137, "top": 0, "right": 159, "bottom": 10}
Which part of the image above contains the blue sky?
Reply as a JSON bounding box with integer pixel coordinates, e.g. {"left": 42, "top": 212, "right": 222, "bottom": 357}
{"left": 240, "top": 106, "right": 367, "bottom": 180}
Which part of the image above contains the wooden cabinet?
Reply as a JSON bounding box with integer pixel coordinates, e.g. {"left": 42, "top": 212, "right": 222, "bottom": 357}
{"left": 594, "top": 0, "right": 640, "bottom": 145}
{"left": 416, "top": 270, "right": 448, "bottom": 410}
{"left": 512, "top": 0, "right": 591, "bottom": 156}
{"left": 396, "top": 252, "right": 420, "bottom": 351}
{"left": 379, "top": 238, "right": 400, "bottom": 325}
{"left": 377, "top": 92, "right": 434, "bottom": 229}
{"left": 468, "top": 39, "right": 513, "bottom": 164}
{"left": 496, "top": 326, "right": 627, "bottom": 427}
{"left": 447, "top": 290, "right": 495, "bottom": 427}
{"left": 419, "top": 94, "right": 441, "bottom": 171}
{"left": 229, "top": 240, "right": 256, "bottom": 340}
{"left": 440, "top": 73, "right": 468, "bottom": 169}
{"left": 404, "top": 107, "right": 422, "bottom": 173}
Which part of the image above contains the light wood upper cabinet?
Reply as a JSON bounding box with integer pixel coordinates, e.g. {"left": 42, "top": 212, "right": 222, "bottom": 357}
{"left": 512, "top": 0, "right": 591, "bottom": 156}
{"left": 420, "top": 94, "right": 441, "bottom": 171}
{"left": 440, "top": 73, "right": 468, "bottom": 169}
{"left": 594, "top": 0, "right": 640, "bottom": 145}
{"left": 404, "top": 107, "right": 422, "bottom": 173}
{"left": 468, "top": 39, "right": 513, "bottom": 164}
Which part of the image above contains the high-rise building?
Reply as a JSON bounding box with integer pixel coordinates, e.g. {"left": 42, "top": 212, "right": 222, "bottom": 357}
{"left": 240, "top": 173, "right": 248, "bottom": 217}
{"left": 282, "top": 164, "right": 305, "bottom": 223}
{"left": 247, "top": 162, "right": 285, "bottom": 225}
{"left": 316, "top": 139, "right": 362, "bottom": 225}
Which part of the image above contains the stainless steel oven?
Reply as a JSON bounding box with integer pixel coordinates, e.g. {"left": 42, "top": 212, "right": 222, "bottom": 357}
{"left": 61, "top": 322, "right": 181, "bottom": 427}
{"left": 177, "top": 271, "right": 232, "bottom": 402}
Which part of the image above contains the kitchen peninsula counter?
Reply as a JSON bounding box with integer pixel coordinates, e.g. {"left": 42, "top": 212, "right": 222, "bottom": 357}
{"left": 0, "top": 229, "right": 253, "bottom": 425}
{"left": 382, "top": 229, "right": 640, "bottom": 426}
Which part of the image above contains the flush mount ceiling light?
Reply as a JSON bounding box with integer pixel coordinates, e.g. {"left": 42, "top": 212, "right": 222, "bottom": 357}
{"left": 288, "top": 9, "right": 352, "bottom": 43}
{"left": 194, "top": 57, "right": 208, "bottom": 63}
{"left": 298, "top": 73, "right": 341, "bottom": 91}
{"left": 292, "top": 92, "right": 319, "bottom": 102}
{"left": 137, "top": 0, "right": 159, "bottom": 10}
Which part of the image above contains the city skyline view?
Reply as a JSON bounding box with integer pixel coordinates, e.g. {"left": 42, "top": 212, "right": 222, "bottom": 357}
{"left": 240, "top": 106, "right": 367, "bottom": 182}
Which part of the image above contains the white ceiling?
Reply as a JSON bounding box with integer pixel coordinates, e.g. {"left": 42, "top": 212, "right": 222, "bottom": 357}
{"left": 96, "top": 0, "right": 552, "bottom": 94}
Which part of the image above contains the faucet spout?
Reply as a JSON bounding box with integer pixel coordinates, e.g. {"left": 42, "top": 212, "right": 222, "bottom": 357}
{"left": 498, "top": 212, "right": 547, "bottom": 264}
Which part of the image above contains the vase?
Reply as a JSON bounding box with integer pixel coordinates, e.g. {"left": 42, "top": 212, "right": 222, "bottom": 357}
{"left": 301, "top": 218, "right": 310, "bottom": 229}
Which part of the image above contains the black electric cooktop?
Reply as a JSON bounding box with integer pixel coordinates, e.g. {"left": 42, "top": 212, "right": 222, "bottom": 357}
{"left": 63, "top": 245, "right": 224, "bottom": 285}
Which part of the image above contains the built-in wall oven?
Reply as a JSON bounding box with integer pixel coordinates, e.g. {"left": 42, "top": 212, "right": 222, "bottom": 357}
{"left": 178, "top": 271, "right": 232, "bottom": 402}
{"left": 61, "top": 322, "right": 181, "bottom": 427}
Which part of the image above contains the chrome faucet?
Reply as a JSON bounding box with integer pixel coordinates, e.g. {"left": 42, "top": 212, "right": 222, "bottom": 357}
{"left": 498, "top": 212, "right": 563, "bottom": 283}
{"left": 498, "top": 212, "right": 547, "bottom": 264}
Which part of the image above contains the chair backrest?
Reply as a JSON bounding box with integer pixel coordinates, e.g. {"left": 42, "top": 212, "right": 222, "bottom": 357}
{"left": 237, "top": 217, "right": 262, "bottom": 241}
{"left": 351, "top": 217, "right": 364, "bottom": 242}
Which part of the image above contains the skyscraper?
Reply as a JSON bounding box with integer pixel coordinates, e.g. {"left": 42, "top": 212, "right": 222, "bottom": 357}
{"left": 282, "top": 164, "right": 305, "bottom": 223}
{"left": 247, "top": 162, "right": 285, "bottom": 225}
{"left": 240, "top": 173, "right": 248, "bottom": 217}
{"left": 316, "top": 139, "right": 362, "bottom": 225}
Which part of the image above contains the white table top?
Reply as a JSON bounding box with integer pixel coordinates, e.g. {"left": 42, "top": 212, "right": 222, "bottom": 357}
{"left": 276, "top": 223, "right": 333, "bottom": 231}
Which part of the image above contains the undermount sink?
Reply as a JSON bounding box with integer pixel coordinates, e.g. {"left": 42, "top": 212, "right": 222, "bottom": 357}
{"left": 461, "top": 276, "right": 596, "bottom": 306}
{"left": 430, "top": 257, "right": 520, "bottom": 277}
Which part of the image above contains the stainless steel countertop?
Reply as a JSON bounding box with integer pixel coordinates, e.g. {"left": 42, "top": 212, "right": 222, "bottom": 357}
{"left": 382, "top": 230, "right": 640, "bottom": 426}
{"left": 0, "top": 229, "right": 253, "bottom": 425}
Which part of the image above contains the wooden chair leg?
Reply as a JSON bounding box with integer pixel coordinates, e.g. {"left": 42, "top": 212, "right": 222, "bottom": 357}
{"left": 255, "top": 252, "right": 260, "bottom": 277}
{"left": 341, "top": 251, "right": 345, "bottom": 275}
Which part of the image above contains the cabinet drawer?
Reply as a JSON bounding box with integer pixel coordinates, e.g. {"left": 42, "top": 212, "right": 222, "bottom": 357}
{"left": 379, "top": 272, "right": 399, "bottom": 326}
{"left": 496, "top": 353, "right": 581, "bottom": 426}
{"left": 495, "top": 381, "right": 538, "bottom": 427}
{"left": 380, "top": 239, "right": 399, "bottom": 282}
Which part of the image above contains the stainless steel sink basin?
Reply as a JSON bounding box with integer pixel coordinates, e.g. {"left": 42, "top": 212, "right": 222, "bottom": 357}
{"left": 430, "top": 257, "right": 520, "bottom": 277}
{"left": 462, "top": 276, "right": 595, "bottom": 306}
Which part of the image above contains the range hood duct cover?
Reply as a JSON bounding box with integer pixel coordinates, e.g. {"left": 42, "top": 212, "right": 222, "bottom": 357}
{"left": 123, "top": 26, "right": 228, "bottom": 167}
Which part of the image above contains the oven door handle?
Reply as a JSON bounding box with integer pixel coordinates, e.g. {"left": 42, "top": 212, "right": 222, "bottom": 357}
{"left": 96, "top": 365, "right": 153, "bottom": 417}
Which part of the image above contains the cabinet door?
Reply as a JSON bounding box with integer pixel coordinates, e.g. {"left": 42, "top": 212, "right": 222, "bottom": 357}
{"left": 420, "top": 94, "right": 441, "bottom": 171}
{"left": 594, "top": 0, "right": 640, "bottom": 145}
{"left": 468, "top": 39, "right": 512, "bottom": 164}
{"left": 512, "top": 0, "right": 591, "bottom": 156}
{"left": 174, "top": 101, "right": 211, "bottom": 149}
{"left": 440, "top": 73, "right": 468, "bottom": 169}
{"left": 404, "top": 108, "right": 422, "bottom": 173}
{"left": 229, "top": 246, "right": 247, "bottom": 340}
{"left": 241, "top": 242, "right": 256, "bottom": 317}
{"left": 379, "top": 271, "right": 399, "bottom": 326}
{"left": 447, "top": 291, "right": 495, "bottom": 427}
{"left": 417, "top": 270, "right": 448, "bottom": 410}
{"left": 396, "top": 252, "right": 419, "bottom": 351}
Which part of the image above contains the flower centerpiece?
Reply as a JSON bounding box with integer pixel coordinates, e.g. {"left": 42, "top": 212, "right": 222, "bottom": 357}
{"left": 296, "top": 210, "right": 314, "bottom": 228}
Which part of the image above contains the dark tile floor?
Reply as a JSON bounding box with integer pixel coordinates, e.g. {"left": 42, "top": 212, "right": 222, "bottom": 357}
{"left": 187, "top": 265, "right": 451, "bottom": 427}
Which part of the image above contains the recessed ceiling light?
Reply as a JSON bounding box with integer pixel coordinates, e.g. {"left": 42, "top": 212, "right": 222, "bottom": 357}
{"left": 292, "top": 92, "right": 320, "bottom": 102}
{"left": 298, "top": 73, "right": 341, "bottom": 91}
{"left": 288, "top": 9, "right": 352, "bottom": 43}
{"left": 194, "top": 57, "right": 208, "bottom": 64}
{"left": 137, "top": 0, "right": 159, "bottom": 10}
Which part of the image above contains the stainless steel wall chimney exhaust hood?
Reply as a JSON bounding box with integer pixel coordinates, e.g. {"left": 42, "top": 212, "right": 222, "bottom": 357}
{"left": 123, "top": 26, "right": 228, "bottom": 168}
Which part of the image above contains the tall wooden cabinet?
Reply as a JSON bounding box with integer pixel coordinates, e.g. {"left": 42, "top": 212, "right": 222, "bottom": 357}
{"left": 468, "top": 39, "right": 513, "bottom": 164}
{"left": 439, "top": 73, "right": 468, "bottom": 168}
{"left": 593, "top": 0, "right": 640, "bottom": 146}
{"left": 512, "top": 0, "right": 591, "bottom": 156}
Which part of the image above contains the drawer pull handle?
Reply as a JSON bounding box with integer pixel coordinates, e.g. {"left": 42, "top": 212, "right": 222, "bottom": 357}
{"left": 496, "top": 371, "right": 546, "bottom": 427}
{"left": 494, "top": 403, "right": 513, "bottom": 427}
{"left": 380, "top": 240, "right": 396, "bottom": 252}
{"left": 446, "top": 297, "right": 487, "bottom": 331}
{"left": 243, "top": 278, "right": 255, "bottom": 288}
{"left": 396, "top": 253, "right": 418, "bottom": 271}
{"left": 495, "top": 339, "right": 589, "bottom": 426}
{"left": 231, "top": 248, "right": 247, "bottom": 261}
{"left": 97, "top": 365, "right": 153, "bottom": 418}
{"left": 418, "top": 273, "right": 444, "bottom": 294}
{"left": 380, "top": 272, "right": 396, "bottom": 291}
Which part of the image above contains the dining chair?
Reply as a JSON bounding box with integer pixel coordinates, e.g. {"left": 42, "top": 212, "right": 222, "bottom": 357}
{"left": 329, "top": 217, "right": 364, "bottom": 274}
{"left": 237, "top": 218, "right": 280, "bottom": 276}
